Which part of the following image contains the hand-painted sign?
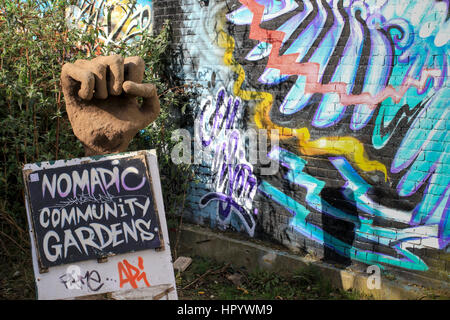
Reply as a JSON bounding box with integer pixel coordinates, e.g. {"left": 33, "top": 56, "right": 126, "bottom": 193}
{"left": 24, "top": 153, "right": 162, "bottom": 269}
{"left": 23, "top": 150, "right": 177, "bottom": 300}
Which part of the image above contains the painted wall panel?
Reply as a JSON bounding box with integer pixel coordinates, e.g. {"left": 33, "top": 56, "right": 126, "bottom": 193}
{"left": 153, "top": 0, "right": 449, "bottom": 280}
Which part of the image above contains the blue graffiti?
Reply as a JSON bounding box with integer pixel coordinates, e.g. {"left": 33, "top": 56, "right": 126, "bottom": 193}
{"left": 260, "top": 147, "right": 444, "bottom": 270}
{"left": 228, "top": 0, "right": 448, "bottom": 129}
{"left": 228, "top": 0, "right": 449, "bottom": 266}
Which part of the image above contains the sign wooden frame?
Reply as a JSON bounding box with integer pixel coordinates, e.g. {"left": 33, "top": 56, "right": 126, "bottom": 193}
{"left": 23, "top": 150, "right": 177, "bottom": 300}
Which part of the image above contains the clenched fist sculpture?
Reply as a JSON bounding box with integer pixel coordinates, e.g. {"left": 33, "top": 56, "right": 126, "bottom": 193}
{"left": 61, "top": 55, "right": 160, "bottom": 156}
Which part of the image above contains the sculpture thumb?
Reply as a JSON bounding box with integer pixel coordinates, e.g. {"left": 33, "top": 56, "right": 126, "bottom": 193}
{"left": 123, "top": 81, "right": 161, "bottom": 127}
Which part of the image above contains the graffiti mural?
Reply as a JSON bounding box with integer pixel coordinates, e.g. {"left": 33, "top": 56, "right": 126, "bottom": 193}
{"left": 195, "top": 87, "right": 259, "bottom": 236}
{"left": 259, "top": 147, "right": 441, "bottom": 271}
{"left": 66, "top": 0, "right": 153, "bottom": 47}
{"left": 165, "top": 0, "right": 449, "bottom": 275}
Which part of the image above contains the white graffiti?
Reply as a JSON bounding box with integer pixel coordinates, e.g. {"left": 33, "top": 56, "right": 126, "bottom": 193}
{"left": 194, "top": 87, "right": 258, "bottom": 236}
{"left": 66, "top": 0, "right": 153, "bottom": 46}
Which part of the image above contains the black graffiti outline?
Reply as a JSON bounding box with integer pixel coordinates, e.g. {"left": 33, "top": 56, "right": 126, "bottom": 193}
{"left": 70, "top": 0, "right": 152, "bottom": 45}
{"left": 59, "top": 268, "right": 105, "bottom": 292}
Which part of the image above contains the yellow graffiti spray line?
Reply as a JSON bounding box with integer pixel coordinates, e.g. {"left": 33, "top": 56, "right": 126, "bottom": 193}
{"left": 215, "top": 19, "right": 388, "bottom": 181}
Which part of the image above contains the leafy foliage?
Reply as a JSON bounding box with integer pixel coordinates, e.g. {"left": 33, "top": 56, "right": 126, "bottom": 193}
{"left": 0, "top": 0, "right": 84, "bottom": 234}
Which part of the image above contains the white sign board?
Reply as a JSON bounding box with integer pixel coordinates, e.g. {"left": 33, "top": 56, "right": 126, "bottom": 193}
{"left": 22, "top": 150, "right": 178, "bottom": 300}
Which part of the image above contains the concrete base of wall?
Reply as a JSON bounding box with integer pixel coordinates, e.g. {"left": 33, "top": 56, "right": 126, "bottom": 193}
{"left": 170, "top": 223, "right": 450, "bottom": 300}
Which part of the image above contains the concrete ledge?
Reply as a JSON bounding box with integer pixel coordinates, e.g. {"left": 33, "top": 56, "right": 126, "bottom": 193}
{"left": 171, "top": 223, "right": 450, "bottom": 300}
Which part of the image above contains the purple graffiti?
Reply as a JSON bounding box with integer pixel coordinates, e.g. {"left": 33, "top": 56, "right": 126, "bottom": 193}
{"left": 201, "top": 161, "right": 257, "bottom": 215}
{"left": 198, "top": 88, "right": 240, "bottom": 147}
{"left": 196, "top": 87, "right": 259, "bottom": 236}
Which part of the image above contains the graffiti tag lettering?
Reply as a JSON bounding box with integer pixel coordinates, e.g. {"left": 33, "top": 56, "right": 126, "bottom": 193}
{"left": 59, "top": 265, "right": 105, "bottom": 292}
{"left": 118, "top": 256, "right": 150, "bottom": 289}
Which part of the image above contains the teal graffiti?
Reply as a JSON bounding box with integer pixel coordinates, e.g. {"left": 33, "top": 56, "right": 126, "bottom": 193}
{"left": 259, "top": 147, "right": 443, "bottom": 271}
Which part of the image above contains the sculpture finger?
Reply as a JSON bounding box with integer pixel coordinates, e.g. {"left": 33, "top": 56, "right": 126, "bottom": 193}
{"left": 92, "top": 55, "right": 124, "bottom": 96}
{"left": 74, "top": 59, "right": 108, "bottom": 99}
{"left": 61, "top": 63, "right": 95, "bottom": 100}
{"left": 124, "top": 56, "right": 145, "bottom": 84}
{"left": 123, "top": 80, "right": 156, "bottom": 97}
{"left": 123, "top": 81, "right": 160, "bottom": 125}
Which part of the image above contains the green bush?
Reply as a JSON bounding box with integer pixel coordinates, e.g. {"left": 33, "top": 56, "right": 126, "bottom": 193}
{"left": 0, "top": 0, "right": 195, "bottom": 272}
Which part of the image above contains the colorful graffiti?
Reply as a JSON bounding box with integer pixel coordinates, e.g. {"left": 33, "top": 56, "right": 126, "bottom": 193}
{"left": 174, "top": 0, "right": 449, "bottom": 273}
{"left": 194, "top": 87, "right": 259, "bottom": 236}
{"left": 118, "top": 256, "right": 150, "bottom": 289}
{"left": 259, "top": 147, "right": 441, "bottom": 271}
{"left": 66, "top": 0, "right": 153, "bottom": 47}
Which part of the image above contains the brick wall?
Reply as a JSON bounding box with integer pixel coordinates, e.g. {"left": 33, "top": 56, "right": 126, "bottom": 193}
{"left": 153, "top": 0, "right": 450, "bottom": 283}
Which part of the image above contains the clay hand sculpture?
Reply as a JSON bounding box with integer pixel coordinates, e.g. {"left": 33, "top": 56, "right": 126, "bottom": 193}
{"left": 61, "top": 55, "right": 160, "bottom": 156}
